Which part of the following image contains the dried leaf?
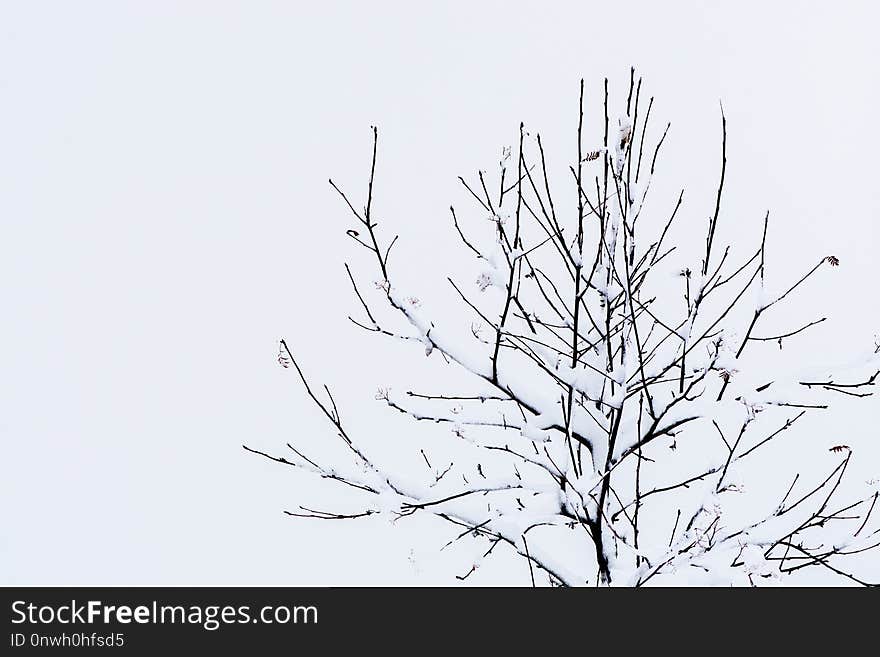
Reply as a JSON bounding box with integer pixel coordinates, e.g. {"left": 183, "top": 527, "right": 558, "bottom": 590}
{"left": 277, "top": 342, "right": 291, "bottom": 368}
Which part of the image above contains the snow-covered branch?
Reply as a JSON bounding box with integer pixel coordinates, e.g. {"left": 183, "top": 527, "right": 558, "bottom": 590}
{"left": 248, "top": 71, "right": 879, "bottom": 586}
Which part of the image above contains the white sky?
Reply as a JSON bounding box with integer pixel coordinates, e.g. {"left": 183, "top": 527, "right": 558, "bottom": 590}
{"left": 1, "top": 1, "right": 878, "bottom": 585}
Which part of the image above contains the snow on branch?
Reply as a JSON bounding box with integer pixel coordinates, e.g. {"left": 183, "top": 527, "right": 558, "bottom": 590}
{"left": 247, "top": 70, "right": 879, "bottom": 586}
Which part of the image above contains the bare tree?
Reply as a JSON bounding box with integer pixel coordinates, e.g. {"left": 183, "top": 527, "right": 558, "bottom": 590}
{"left": 246, "top": 72, "right": 880, "bottom": 586}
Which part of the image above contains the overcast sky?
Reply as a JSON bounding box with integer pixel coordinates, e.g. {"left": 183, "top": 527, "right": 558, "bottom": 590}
{"left": 1, "top": 1, "right": 878, "bottom": 585}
